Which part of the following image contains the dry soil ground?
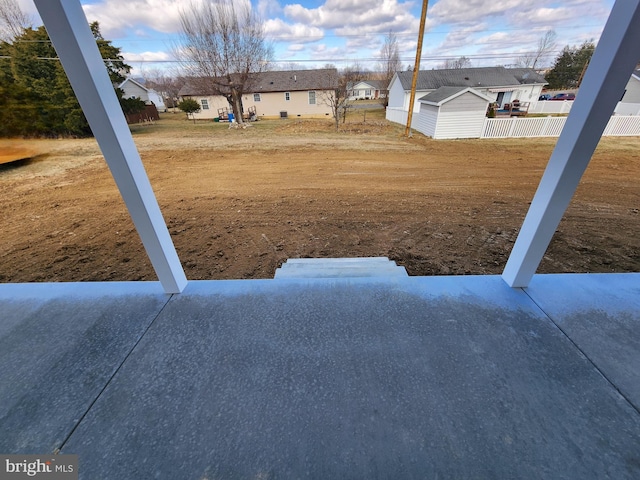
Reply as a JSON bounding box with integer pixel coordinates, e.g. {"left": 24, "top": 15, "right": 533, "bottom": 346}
{"left": 0, "top": 112, "right": 638, "bottom": 283}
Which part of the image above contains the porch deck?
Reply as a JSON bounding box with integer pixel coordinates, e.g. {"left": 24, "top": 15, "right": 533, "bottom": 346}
{"left": 1, "top": 273, "right": 638, "bottom": 479}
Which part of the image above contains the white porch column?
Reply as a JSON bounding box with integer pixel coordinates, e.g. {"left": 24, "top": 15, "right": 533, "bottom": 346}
{"left": 34, "top": 0, "right": 187, "bottom": 293}
{"left": 502, "top": 0, "right": 640, "bottom": 288}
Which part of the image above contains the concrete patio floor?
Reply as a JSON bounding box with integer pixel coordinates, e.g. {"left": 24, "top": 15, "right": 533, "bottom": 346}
{"left": 0, "top": 273, "right": 639, "bottom": 479}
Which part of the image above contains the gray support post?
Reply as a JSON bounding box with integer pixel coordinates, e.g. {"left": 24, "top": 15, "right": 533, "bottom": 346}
{"left": 502, "top": 0, "right": 640, "bottom": 288}
{"left": 34, "top": 0, "right": 187, "bottom": 293}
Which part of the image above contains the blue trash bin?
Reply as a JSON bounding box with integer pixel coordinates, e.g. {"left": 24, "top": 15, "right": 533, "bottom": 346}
{"left": 228, "top": 113, "right": 235, "bottom": 123}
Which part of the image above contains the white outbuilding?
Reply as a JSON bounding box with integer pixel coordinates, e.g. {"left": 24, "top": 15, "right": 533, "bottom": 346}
{"left": 415, "top": 86, "right": 492, "bottom": 139}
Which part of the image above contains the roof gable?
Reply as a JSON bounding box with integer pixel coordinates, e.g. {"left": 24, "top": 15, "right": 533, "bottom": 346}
{"left": 396, "top": 67, "right": 546, "bottom": 91}
{"left": 349, "top": 80, "right": 387, "bottom": 90}
{"left": 119, "top": 77, "right": 149, "bottom": 92}
{"left": 419, "top": 86, "right": 493, "bottom": 106}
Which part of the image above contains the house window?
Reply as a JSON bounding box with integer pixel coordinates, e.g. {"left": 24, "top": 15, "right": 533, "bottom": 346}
{"left": 365, "top": 89, "right": 371, "bottom": 96}
{"left": 254, "top": 93, "right": 261, "bottom": 102}
{"left": 285, "top": 92, "right": 290, "bottom": 101}
{"left": 200, "top": 99, "right": 209, "bottom": 110}
{"left": 308, "top": 91, "right": 316, "bottom": 105}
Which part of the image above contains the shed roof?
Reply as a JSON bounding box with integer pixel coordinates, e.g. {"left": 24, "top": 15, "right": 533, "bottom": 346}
{"left": 395, "top": 67, "right": 546, "bottom": 91}
{"left": 418, "top": 86, "right": 493, "bottom": 106}
{"left": 179, "top": 68, "right": 338, "bottom": 96}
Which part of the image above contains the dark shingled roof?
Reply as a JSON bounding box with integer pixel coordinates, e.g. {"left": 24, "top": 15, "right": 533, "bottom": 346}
{"left": 179, "top": 68, "right": 339, "bottom": 96}
{"left": 395, "top": 67, "right": 546, "bottom": 90}
{"left": 418, "top": 86, "right": 470, "bottom": 104}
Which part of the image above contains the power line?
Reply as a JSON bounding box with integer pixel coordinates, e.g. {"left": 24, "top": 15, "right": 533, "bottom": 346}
{"left": 11, "top": 23, "right": 605, "bottom": 44}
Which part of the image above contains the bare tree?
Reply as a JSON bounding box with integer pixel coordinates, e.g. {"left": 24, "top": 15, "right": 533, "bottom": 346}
{"left": 142, "top": 68, "right": 186, "bottom": 109}
{"left": 319, "top": 68, "right": 349, "bottom": 130}
{"left": 177, "top": 0, "right": 272, "bottom": 124}
{"left": 0, "top": 0, "right": 31, "bottom": 42}
{"left": 438, "top": 56, "right": 471, "bottom": 69}
{"left": 378, "top": 32, "right": 401, "bottom": 107}
{"left": 516, "top": 30, "right": 557, "bottom": 69}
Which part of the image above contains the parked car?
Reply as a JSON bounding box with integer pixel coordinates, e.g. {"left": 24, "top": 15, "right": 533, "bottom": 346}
{"left": 550, "top": 93, "right": 575, "bottom": 101}
{"left": 538, "top": 94, "right": 552, "bottom": 101}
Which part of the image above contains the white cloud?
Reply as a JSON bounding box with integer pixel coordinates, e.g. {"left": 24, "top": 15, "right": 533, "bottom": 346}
{"left": 431, "top": 23, "right": 487, "bottom": 55}
{"left": 309, "top": 43, "right": 344, "bottom": 60}
{"left": 264, "top": 18, "right": 324, "bottom": 43}
{"left": 429, "top": 0, "right": 534, "bottom": 25}
{"left": 25, "top": 0, "right": 614, "bottom": 73}
{"left": 123, "top": 50, "right": 173, "bottom": 63}
{"left": 285, "top": 0, "right": 416, "bottom": 32}
{"left": 429, "top": 0, "right": 612, "bottom": 35}
{"left": 81, "top": 0, "right": 185, "bottom": 38}
{"left": 258, "top": 0, "right": 282, "bottom": 18}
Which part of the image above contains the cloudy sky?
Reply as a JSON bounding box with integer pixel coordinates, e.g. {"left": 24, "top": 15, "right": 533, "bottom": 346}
{"left": 20, "top": 0, "right": 614, "bottom": 75}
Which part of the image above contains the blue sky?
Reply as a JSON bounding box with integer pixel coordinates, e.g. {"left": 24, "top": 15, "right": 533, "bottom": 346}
{"left": 20, "top": 0, "right": 615, "bottom": 75}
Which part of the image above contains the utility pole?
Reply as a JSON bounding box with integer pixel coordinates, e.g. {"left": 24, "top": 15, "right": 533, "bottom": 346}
{"left": 405, "top": 0, "right": 429, "bottom": 137}
{"left": 576, "top": 60, "right": 589, "bottom": 88}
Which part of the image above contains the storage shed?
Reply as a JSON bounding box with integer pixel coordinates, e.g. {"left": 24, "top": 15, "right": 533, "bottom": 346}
{"left": 415, "top": 86, "right": 492, "bottom": 139}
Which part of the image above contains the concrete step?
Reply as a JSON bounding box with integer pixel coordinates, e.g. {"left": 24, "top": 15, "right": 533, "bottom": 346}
{"left": 285, "top": 257, "right": 393, "bottom": 265}
{"left": 274, "top": 257, "right": 408, "bottom": 279}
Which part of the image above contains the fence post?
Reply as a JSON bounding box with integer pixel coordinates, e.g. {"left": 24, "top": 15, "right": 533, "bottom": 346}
{"left": 541, "top": 116, "right": 551, "bottom": 136}
{"left": 507, "top": 117, "right": 517, "bottom": 137}
{"left": 605, "top": 115, "right": 619, "bottom": 136}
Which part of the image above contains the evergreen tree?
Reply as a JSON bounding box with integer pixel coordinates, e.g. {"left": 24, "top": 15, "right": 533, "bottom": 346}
{"left": 545, "top": 41, "right": 595, "bottom": 90}
{"left": 0, "top": 22, "right": 132, "bottom": 137}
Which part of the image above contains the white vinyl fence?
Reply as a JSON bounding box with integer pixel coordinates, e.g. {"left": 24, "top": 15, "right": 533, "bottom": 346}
{"left": 482, "top": 116, "right": 566, "bottom": 138}
{"left": 481, "top": 115, "right": 640, "bottom": 138}
{"left": 529, "top": 101, "right": 574, "bottom": 114}
{"left": 387, "top": 106, "right": 640, "bottom": 139}
{"left": 385, "top": 107, "right": 419, "bottom": 129}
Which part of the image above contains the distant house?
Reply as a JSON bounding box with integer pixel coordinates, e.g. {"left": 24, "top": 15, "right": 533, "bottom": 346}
{"left": 387, "top": 67, "right": 547, "bottom": 113}
{"left": 348, "top": 80, "right": 387, "bottom": 100}
{"left": 178, "top": 69, "right": 339, "bottom": 120}
{"left": 119, "top": 78, "right": 166, "bottom": 112}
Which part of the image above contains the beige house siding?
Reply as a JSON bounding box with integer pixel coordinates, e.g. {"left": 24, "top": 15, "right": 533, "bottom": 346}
{"left": 244, "top": 90, "right": 333, "bottom": 119}
{"left": 183, "top": 95, "right": 230, "bottom": 119}
{"left": 184, "top": 90, "right": 334, "bottom": 120}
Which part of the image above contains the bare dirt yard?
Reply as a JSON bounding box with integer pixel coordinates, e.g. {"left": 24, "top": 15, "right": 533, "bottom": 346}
{"left": 0, "top": 112, "right": 638, "bottom": 283}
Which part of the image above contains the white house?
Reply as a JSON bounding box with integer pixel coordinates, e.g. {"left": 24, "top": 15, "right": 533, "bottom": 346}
{"left": 621, "top": 69, "right": 640, "bottom": 102}
{"left": 387, "top": 67, "right": 547, "bottom": 115}
{"left": 119, "top": 78, "right": 166, "bottom": 111}
{"left": 348, "top": 80, "right": 387, "bottom": 100}
{"left": 414, "top": 86, "right": 493, "bottom": 139}
{"left": 178, "top": 69, "right": 338, "bottom": 120}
